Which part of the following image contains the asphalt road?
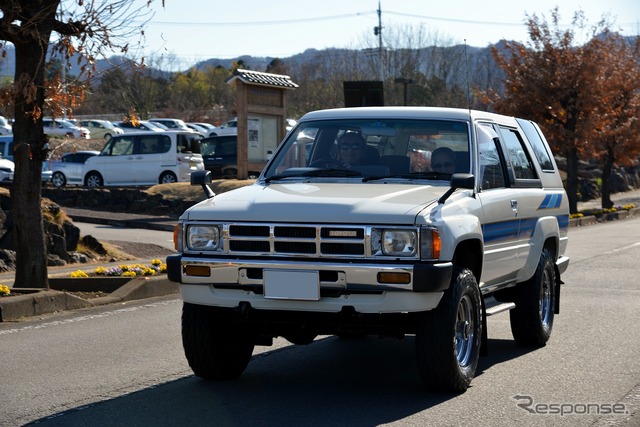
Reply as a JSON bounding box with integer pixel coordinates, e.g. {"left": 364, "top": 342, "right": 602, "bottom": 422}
{"left": 74, "top": 221, "right": 175, "bottom": 251}
{"left": 1, "top": 217, "right": 639, "bottom": 426}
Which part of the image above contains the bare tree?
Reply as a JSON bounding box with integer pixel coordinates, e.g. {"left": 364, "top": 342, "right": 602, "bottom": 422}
{"left": 0, "top": 0, "right": 156, "bottom": 288}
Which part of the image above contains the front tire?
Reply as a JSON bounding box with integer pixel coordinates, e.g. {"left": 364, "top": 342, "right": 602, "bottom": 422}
{"left": 182, "top": 303, "right": 254, "bottom": 381}
{"left": 510, "top": 248, "right": 556, "bottom": 347}
{"left": 52, "top": 171, "right": 67, "bottom": 188}
{"left": 416, "top": 267, "right": 482, "bottom": 392}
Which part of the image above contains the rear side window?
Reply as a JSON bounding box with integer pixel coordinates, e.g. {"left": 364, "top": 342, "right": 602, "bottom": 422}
{"left": 516, "top": 118, "right": 554, "bottom": 171}
{"left": 500, "top": 127, "right": 537, "bottom": 180}
{"left": 138, "top": 135, "right": 171, "bottom": 154}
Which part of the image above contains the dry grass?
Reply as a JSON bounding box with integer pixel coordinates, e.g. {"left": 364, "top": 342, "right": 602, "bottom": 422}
{"left": 145, "top": 179, "right": 254, "bottom": 201}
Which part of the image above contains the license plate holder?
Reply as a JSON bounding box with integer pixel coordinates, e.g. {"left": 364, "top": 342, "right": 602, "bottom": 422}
{"left": 263, "top": 269, "right": 320, "bottom": 301}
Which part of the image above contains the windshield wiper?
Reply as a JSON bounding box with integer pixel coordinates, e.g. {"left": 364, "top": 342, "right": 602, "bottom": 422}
{"left": 362, "top": 171, "right": 452, "bottom": 182}
{"left": 265, "top": 168, "right": 362, "bottom": 183}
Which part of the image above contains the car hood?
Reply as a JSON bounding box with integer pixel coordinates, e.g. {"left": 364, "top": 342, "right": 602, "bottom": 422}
{"left": 0, "top": 158, "right": 14, "bottom": 169}
{"left": 183, "top": 182, "right": 448, "bottom": 224}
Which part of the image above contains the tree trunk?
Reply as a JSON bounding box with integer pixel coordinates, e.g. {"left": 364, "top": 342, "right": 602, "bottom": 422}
{"left": 10, "top": 38, "right": 52, "bottom": 289}
{"left": 565, "top": 146, "right": 579, "bottom": 214}
{"left": 600, "top": 147, "right": 615, "bottom": 209}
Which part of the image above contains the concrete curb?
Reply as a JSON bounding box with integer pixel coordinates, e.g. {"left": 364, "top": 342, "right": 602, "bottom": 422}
{"left": 0, "top": 275, "right": 177, "bottom": 322}
{"left": 568, "top": 206, "right": 640, "bottom": 227}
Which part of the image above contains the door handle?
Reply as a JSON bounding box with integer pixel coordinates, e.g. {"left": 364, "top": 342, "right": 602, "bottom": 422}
{"left": 510, "top": 199, "right": 518, "bottom": 215}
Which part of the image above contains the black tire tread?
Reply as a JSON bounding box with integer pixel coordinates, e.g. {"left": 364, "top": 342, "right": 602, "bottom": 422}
{"left": 416, "top": 267, "right": 482, "bottom": 392}
{"left": 510, "top": 248, "right": 556, "bottom": 347}
{"left": 181, "top": 303, "right": 254, "bottom": 381}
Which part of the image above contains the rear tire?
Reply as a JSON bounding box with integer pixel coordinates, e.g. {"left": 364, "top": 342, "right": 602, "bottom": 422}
{"left": 416, "top": 267, "right": 482, "bottom": 392}
{"left": 182, "top": 303, "right": 255, "bottom": 381}
{"left": 159, "top": 171, "right": 177, "bottom": 184}
{"left": 510, "top": 248, "right": 556, "bottom": 347}
{"left": 85, "top": 172, "right": 103, "bottom": 187}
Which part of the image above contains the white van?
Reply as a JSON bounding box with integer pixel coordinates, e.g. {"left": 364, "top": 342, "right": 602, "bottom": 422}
{"left": 82, "top": 131, "right": 204, "bottom": 187}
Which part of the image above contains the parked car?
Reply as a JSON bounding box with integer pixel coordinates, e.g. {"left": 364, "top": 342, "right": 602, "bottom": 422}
{"left": 149, "top": 118, "right": 196, "bottom": 133}
{"left": 185, "top": 122, "right": 214, "bottom": 136}
{"left": 0, "top": 156, "right": 14, "bottom": 183}
{"left": 0, "top": 135, "right": 52, "bottom": 184}
{"left": 43, "top": 118, "right": 90, "bottom": 139}
{"left": 207, "top": 119, "right": 237, "bottom": 137}
{"left": 188, "top": 122, "right": 216, "bottom": 134}
{"left": 0, "top": 116, "right": 12, "bottom": 135}
{"left": 114, "top": 120, "right": 165, "bottom": 133}
{"left": 198, "top": 135, "right": 262, "bottom": 178}
{"left": 50, "top": 150, "right": 100, "bottom": 187}
{"left": 81, "top": 131, "right": 204, "bottom": 187}
{"left": 168, "top": 106, "right": 570, "bottom": 393}
{"left": 78, "top": 120, "right": 124, "bottom": 140}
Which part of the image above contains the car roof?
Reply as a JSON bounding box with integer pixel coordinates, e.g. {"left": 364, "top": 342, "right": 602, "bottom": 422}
{"left": 299, "top": 106, "right": 518, "bottom": 125}
{"left": 62, "top": 150, "right": 100, "bottom": 156}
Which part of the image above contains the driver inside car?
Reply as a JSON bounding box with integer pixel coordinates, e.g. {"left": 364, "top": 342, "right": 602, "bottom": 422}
{"left": 336, "top": 132, "right": 366, "bottom": 168}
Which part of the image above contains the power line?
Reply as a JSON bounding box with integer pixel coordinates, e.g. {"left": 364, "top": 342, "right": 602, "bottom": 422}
{"left": 145, "top": 11, "right": 376, "bottom": 27}
{"left": 143, "top": 9, "right": 638, "bottom": 29}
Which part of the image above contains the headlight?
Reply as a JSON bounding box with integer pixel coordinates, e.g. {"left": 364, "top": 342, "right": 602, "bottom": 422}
{"left": 381, "top": 230, "right": 417, "bottom": 257}
{"left": 187, "top": 225, "right": 222, "bottom": 251}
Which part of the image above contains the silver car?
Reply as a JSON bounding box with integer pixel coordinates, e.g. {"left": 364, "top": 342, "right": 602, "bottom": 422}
{"left": 50, "top": 150, "right": 100, "bottom": 187}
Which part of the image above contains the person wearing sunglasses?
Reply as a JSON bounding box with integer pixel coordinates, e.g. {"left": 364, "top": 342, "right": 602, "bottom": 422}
{"left": 430, "top": 147, "right": 457, "bottom": 174}
{"left": 337, "top": 132, "right": 367, "bottom": 168}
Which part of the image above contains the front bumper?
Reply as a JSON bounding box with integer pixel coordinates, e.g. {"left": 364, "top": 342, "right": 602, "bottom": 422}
{"left": 167, "top": 254, "right": 452, "bottom": 314}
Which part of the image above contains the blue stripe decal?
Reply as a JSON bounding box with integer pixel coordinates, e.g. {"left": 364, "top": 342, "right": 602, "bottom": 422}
{"left": 519, "top": 218, "right": 537, "bottom": 238}
{"left": 557, "top": 214, "right": 569, "bottom": 229}
{"left": 539, "top": 193, "right": 563, "bottom": 209}
{"left": 482, "top": 220, "right": 519, "bottom": 243}
{"left": 483, "top": 214, "right": 569, "bottom": 243}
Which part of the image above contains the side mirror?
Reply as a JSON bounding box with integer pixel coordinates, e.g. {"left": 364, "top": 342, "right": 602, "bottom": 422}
{"left": 450, "top": 173, "right": 475, "bottom": 190}
{"left": 438, "top": 173, "right": 475, "bottom": 204}
{"left": 190, "top": 170, "right": 215, "bottom": 199}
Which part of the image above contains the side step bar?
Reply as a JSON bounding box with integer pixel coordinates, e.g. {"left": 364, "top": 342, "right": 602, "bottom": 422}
{"left": 484, "top": 296, "right": 516, "bottom": 316}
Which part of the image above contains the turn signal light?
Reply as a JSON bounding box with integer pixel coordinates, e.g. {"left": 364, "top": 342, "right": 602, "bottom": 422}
{"left": 377, "top": 272, "right": 411, "bottom": 284}
{"left": 184, "top": 265, "right": 211, "bottom": 277}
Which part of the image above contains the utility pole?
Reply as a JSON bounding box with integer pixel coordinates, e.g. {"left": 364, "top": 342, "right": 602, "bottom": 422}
{"left": 373, "top": 1, "right": 383, "bottom": 81}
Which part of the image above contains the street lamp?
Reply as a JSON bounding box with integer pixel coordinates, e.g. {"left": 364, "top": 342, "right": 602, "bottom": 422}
{"left": 394, "top": 77, "right": 413, "bottom": 106}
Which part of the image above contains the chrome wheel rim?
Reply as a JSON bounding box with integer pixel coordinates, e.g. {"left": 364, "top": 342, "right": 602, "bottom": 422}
{"left": 539, "top": 268, "right": 553, "bottom": 331}
{"left": 455, "top": 294, "right": 475, "bottom": 367}
{"left": 86, "top": 175, "right": 101, "bottom": 187}
{"left": 52, "top": 172, "right": 65, "bottom": 187}
{"left": 161, "top": 174, "right": 176, "bottom": 184}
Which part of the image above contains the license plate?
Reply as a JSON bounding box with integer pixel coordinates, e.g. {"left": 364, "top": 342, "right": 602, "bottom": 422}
{"left": 263, "top": 270, "right": 320, "bottom": 301}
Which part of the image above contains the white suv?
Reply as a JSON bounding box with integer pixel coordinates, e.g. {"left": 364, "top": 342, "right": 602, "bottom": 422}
{"left": 168, "top": 107, "right": 570, "bottom": 392}
{"left": 82, "top": 131, "right": 204, "bottom": 186}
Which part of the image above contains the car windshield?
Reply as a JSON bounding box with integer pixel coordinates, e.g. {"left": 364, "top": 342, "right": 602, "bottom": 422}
{"left": 263, "top": 118, "right": 470, "bottom": 182}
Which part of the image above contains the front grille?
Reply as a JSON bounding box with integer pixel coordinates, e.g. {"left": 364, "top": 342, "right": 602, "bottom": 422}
{"left": 225, "top": 223, "right": 367, "bottom": 257}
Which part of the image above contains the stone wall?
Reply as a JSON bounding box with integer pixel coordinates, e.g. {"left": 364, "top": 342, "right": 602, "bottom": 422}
{"left": 42, "top": 187, "right": 198, "bottom": 217}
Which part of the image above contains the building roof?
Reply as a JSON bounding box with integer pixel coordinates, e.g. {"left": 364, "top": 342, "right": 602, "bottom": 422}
{"left": 226, "top": 69, "right": 299, "bottom": 89}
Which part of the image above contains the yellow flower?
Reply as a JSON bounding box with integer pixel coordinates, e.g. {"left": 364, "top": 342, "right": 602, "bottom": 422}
{"left": 95, "top": 266, "right": 107, "bottom": 275}
{"left": 70, "top": 270, "right": 89, "bottom": 278}
{"left": 0, "top": 284, "right": 10, "bottom": 296}
{"left": 151, "top": 259, "right": 162, "bottom": 266}
{"left": 122, "top": 271, "right": 137, "bottom": 277}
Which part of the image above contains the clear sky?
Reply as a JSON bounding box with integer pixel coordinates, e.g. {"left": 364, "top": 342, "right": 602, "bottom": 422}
{"left": 138, "top": 0, "right": 639, "bottom": 69}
